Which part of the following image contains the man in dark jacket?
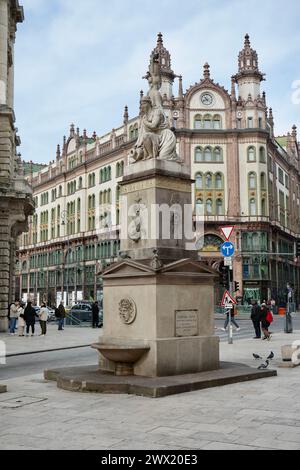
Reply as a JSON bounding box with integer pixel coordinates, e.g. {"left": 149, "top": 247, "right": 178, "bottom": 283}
{"left": 251, "top": 300, "right": 261, "bottom": 339}
{"left": 56, "top": 302, "right": 66, "bottom": 331}
{"left": 92, "top": 301, "right": 99, "bottom": 328}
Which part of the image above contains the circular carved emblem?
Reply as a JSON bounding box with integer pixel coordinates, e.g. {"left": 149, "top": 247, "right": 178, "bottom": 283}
{"left": 119, "top": 298, "right": 137, "bottom": 325}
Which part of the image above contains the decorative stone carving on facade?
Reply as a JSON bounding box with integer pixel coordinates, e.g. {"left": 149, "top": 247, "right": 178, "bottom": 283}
{"left": 119, "top": 298, "right": 137, "bottom": 325}
{"left": 151, "top": 249, "right": 163, "bottom": 270}
{"left": 128, "top": 196, "right": 144, "bottom": 243}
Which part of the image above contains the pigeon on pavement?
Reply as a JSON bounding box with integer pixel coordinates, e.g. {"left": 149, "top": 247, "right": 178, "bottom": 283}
{"left": 258, "top": 360, "right": 269, "bottom": 370}
{"left": 267, "top": 351, "right": 274, "bottom": 360}
{"left": 253, "top": 353, "right": 263, "bottom": 360}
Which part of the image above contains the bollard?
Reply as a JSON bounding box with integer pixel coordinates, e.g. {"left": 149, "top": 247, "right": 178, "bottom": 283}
{"left": 284, "top": 303, "right": 294, "bottom": 334}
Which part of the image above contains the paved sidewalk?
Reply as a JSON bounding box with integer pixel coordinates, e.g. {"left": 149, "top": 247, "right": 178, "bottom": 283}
{"left": 0, "top": 325, "right": 100, "bottom": 357}
{"left": 0, "top": 330, "right": 300, "bottom": 450}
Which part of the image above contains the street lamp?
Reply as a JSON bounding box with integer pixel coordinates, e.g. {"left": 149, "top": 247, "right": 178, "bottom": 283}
{"left": 61, "top": 210, "right": 71, "bottom": 306}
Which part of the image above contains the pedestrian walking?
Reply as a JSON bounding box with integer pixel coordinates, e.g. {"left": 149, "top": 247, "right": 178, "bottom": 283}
{"left": 260, "top": 301, "right": 271, "bottom": 340}
{"left": 39, "top": 302, "right": 48, "bottom": 336}
{"left": 9, "top": 301, "right": 19, "bottom": 335}
{"left": 92, "top": 301, "right": 99, "bottom": 328}
{"left": 221, "top": 307, "right": 240, "bottom": 331}
{"left": 17, "top": 303, "right": 25, "bottom": 337}
{"left": 56, "top": 302, "right": 66, "bottom": 331}
{"left": 251, "top": 300, "right": 262, "bottom": 339}
{"left": 24, "top": 302, "right": 38, "bottom": 336}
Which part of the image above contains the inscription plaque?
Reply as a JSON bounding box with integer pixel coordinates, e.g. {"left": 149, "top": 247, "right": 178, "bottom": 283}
{"left": 175, "top": 310, "right": 198, "bottom": 337}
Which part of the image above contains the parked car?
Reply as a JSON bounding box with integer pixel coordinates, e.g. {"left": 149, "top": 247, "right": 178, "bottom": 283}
{"left": 68, "top": 302, "right": 103, "bottom": 326}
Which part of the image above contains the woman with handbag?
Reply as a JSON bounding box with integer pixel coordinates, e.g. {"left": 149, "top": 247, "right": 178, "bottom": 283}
{"left": 260, "top": 301, "right": 272, "bottom": 341}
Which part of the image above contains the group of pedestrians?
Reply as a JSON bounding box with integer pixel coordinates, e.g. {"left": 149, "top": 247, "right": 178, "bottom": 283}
{"left": 8, "top": 300, "right": 49, "bottom": 337}
{"left": 8, "top": 300, "right": 67, "bottom": 337}
{"left": 251, "top": 300, "right": 273, "bottom": 340}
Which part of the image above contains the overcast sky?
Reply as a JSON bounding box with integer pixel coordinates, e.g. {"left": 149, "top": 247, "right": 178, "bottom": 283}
{"left": 15, "top": 0, "right": 300, "bottom": 164}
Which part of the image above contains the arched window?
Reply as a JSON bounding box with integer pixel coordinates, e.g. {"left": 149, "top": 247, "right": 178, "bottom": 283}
{"left": 247, "top": 146, "right": 256, "bottom": 162}
{"left": 108, "top": 189, "right": 112, "bottom": 204}
{"left": 216, "top": 199, "right": 223, "bottom": 215}
{"left": 259, "top": 147, "right": 266, "bottom": 163}
{"left": 194, "top": 114, "right": 202, "bottom": 129}
{"left": 215, "top": 173, "right": 223, "bottom": 189}
{"left": 213, "top": 115, "right": 221, "bottom": 129}
{"left": 248, "top": 172, "right": 257, "bottom": 190}
{"left": 59, "top": 186, "right": 62, "bottom": 197}
{"left": 205, "top": 173, "right": 213, "bottom": 189}
{"left": 214, "top": 147, "right": 223, "bottom": 162}
{"left": 195, "top": 173, "right": 203, "bottom": 190}
{"left": 206, "top": 199, "right": 213, "bottom": 215}
{"left": 108, "top": 167, "right": 111, "bottom": 181}
{"left": 79, "top": 177, "right": 82, "bottom": 189}
{"left": 204, "top": 147, "right": 212, "bottom": 162}
{"left": 196, "top": 199, "right": 203, "bottom": 216}
{"left": 204, "top": 114, "right": 212, "bottom": 129}
{"left": 249, "top": 198, "right": 257, "bottom": 216}
{"left": 260, "top": 172, "right": 266, "bottom": 190}
{"left": 261, "top": 199, "right": 266, "bottom": 216}
{"left": 116, "top": 186, "right": 120, "bottom": 202}
{"left": 195, "top": 147, "right": 203, "bottom": 162}
{"left": 129, "top": 126, "right": 134, "bottom": 139}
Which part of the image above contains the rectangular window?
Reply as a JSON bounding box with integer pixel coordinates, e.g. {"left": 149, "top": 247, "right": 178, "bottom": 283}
{"left": 278, "top": 168, "right": 284, "bottom": 184}
{"left": 247, "top": 117, "right": 253, "bottom": 128}
{"left": 285, "top": 174, "right": 289, "bottom": 188}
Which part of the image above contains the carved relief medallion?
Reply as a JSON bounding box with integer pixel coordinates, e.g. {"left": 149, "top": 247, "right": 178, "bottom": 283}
{"left": 119, "top": 298, "right": 137, "bottom": 325}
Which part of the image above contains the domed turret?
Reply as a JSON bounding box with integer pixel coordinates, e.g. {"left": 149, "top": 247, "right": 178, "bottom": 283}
{"left": 233, "top": 34, "right": 265, "bottom": 101}
{"left": 149, "top": 33, "right": 176, "bottom": 99}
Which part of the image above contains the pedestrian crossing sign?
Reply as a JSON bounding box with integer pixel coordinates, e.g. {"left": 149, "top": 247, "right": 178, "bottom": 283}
{"left": 221, "top": 290, "right": 236, "bottom": 309}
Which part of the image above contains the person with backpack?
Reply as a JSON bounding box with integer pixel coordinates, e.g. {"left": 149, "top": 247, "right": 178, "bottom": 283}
{"left": 92, "top": 301, "right": 100, "bottom": 328}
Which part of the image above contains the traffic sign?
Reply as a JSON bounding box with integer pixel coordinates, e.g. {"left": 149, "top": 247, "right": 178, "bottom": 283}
{"left": 221, "top": 226, "right": 234, "bottom": 241}
{"left": 221, "top": 290, "right": 237, "bottom": 309}
{"left": 224, "top": 257, "right": 232, "bottom": 267}
{"left": 221, "top": 242, "right": 235, "bottom": 257}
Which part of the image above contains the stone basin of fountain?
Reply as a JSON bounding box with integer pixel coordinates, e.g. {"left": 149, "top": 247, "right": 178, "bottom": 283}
{"left": 91, "top": 342, "right": 150, "bottom": 376}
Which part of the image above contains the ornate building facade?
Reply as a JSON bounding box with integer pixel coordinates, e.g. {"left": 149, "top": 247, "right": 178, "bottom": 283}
{"left": 0, "top": 0, "right": 34, "bottom": 331}
{"left": 17, "top": 33, "right": 300, "bottom": 307}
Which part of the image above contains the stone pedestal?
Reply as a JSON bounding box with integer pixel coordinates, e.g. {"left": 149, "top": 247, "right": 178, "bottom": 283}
{"left": 99, "top": 259, "right": 219, "bottom": 377}
{"left": 119, "top": 159, "right": 198, "bottom": 262}
{"left": 97, "top": 158, "right": 219, "bottom": 377}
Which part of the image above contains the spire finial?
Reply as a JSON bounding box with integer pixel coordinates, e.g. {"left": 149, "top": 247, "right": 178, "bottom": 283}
{"left": 123, "top": 105, "right": 129, "bottom": 124}
{"left": 203, "top": 63, "right": 210, "bottom": 80}
{"left": 157, "top": 32, "right": 163, "bottom": 47}
{"left": 70, "top": 123, "right": 75, "bottom": 137}
{"left": 56, "top": 144, "right": 61, "bottom": 159}
{"left": 178, "top": 75, "right": 183, "bottom": 98}
{"left": 292, "top": 124, "right": 297, "bottom": 139}
{"left": 244, "top": 33, "right": 250, "bottom": 47}
{"left": 231, "top": 76, "right": 236, "bottom": 100}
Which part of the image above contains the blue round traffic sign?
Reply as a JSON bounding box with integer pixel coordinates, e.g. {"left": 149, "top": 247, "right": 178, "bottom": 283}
{"left": 221, "top": 242, "right": 235, "bottom": 257}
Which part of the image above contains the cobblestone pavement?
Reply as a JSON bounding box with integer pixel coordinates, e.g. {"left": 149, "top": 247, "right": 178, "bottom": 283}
{"left": 0, "top": 330, "right": 300, "bottom": 450}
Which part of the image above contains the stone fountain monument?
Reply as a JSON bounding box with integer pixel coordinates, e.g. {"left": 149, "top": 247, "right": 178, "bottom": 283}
{"left": 93, "top": 52, "right": 220, "bottom": 377}
{"left": 45, "top": 42, "right": 277, "bottom": 396}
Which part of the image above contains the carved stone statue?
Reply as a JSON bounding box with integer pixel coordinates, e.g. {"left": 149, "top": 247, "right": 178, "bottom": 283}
{"left": 129, "top": 53, "right": 179, "bottom": 163}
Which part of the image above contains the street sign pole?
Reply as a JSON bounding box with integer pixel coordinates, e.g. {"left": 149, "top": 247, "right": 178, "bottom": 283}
{"left": 228, "top": 268, "right": 233, "bottom": 345}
